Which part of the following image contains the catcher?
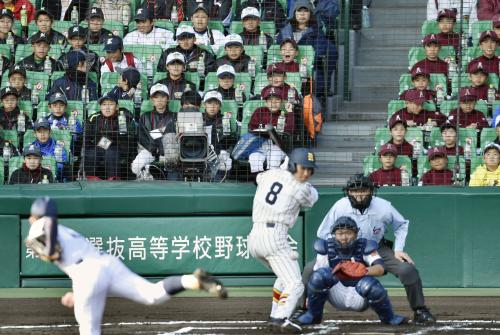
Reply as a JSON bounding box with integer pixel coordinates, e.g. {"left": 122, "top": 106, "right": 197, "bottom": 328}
{"left": 295, "top": 216, "right": 407, "bottom": 326}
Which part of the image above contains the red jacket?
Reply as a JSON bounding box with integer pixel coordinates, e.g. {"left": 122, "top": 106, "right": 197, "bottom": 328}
{"left": 411, "top": 58, "right": 448, "bottom": 77}
{"left": 389, "top": 108, "right": 447, "bottom": 127}
{"left": 369, "top": 167, "right": 402, "bottom": 187}
{"left": 422, "top": 169, "right": 453, "bottom": 185}
{"left": 469, "top": 55, "right": 500, "bottom": 75}
{"left": 436, "top": 32, "right": 460, "bottom": 51}
{"left": 448, "top": 108, "right": 489, "bottom": 130}
{"left": 477, "top": 0, "right": 500, "bottom": 20}
{"left": 275, "top": 60, "right": 300, "bottom": 72}
{"left": 0, "top": 0, "right": 35, "bottom": 23}
{"left": 438, "top": 145, "right": 464, "bottom": 156}
{"left": 248, "top": 107, "right": 295, "bottom": 134}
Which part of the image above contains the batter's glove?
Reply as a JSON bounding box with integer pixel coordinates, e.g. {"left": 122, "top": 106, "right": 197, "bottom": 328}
{"left": 333, "top": 260, "right": 368, "bottom": 281}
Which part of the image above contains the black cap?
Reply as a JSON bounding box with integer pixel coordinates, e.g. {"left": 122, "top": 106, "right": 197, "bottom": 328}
{"left": 23, "top": 144, "right": 42, "bottom": 158}
{"left": 9, "top": 64, "right": 26, "bottom": 78}
{"left": 68, "top": 25, "right": 87, "bottom": 39}
{"left": 103, "top": 35, "right": 123, "bottom": 52}
{"left": 181, "top": 90, "right": 202, "bottom": 107}
{"left": 49, "top": 92, "right": 67, "bottom": 105}
{"left": 0, "top": 8, "right": 14, "bottom": 20}
{"left": 193, "top": 4, "right": 209, "bottom": 15}
{"left": 440, "top": 121, "right": 456, "bottom": 132}
{"left": 34, "top": 117, "right": 50, "bottom": 130}
{"left": 122, "top": 67, "right": 141, "bottom": 88}
{"left": 31, "top": 31, "right": 50, "bottom": 44}
{"left": 35, "top": 7, "right": 53, "bottom": 21}
{"left": 134, "top": 7, "right": 152, "bottom": 21}
{"left": 0, "top": 86, "right": 18, "bottom": 99}
{"left": 98, "top": 93, "right": 118, "bottom": 104}
{"left": 67, "top": 50, "right": 86, "bottom": 68}
{"left": 87, "top": 6, "right": 104, "bottom": 20}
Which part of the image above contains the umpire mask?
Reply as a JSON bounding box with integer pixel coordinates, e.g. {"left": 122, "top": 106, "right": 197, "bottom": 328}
{"left": 344, "top": 174, "right": 375, "bottom": 214}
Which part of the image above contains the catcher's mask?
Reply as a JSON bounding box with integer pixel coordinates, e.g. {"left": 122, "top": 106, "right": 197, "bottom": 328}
{"left": 331, "top": 216, "right": 359, "bottom": 254}
{"left": 343, "top": 173, "right": 376, "bottom": 214}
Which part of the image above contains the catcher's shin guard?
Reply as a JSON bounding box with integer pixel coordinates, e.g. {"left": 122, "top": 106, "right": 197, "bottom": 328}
{"left": 356, "top": 276, "right": 407, "bottom": 325}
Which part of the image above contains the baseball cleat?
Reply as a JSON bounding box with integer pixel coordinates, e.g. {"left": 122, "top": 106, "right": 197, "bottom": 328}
{"left": 267, "top": 317, "right": 284, "bottom": 332}
{"left": 279, "top": 318, "right": 302, "bottom": 334}
{"left": 384, "top": 314, "right": 409, "bottom": 325}
{"left": 413, "top": 307, "right": 436, "bottom": 325}
{"left": 193, "top": 268, "right": 228, "bottom": 299}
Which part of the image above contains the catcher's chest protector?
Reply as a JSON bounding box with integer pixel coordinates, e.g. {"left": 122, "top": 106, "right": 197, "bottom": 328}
{"left": 326, "top": 238, "right": 367, "bottom": 269}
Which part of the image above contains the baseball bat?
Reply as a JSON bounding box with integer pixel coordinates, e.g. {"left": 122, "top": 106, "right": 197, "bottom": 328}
{"left": 266, "top": 123, "right": 291, "bottom": 155}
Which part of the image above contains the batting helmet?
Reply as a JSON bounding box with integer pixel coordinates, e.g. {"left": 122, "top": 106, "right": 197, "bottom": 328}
{"left": 31, "top": 197, "right": 58, "bottom": 217}
{"left": 343, "top": 173, "right": 376, "bottom": 214}
{"left": 331, "top": 216, "right": 359, "bottom": 234}
{"left": 287, "top": 148, "right": 318, "bottom": 173}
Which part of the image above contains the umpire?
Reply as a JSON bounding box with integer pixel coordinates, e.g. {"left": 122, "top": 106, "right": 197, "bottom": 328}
{"left": 314, "top": 174, "right": 436, "bottom": 325}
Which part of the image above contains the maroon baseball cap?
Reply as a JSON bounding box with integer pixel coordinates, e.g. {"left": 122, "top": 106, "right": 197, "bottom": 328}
{"left": 467, "top": 60, "right": 488, "bottom": 74}
{"left": 389, "top": 118, "right": 408, "bottom": 129}
{"left": 266, "top": 63, "right": 286, "bottom": 75}
{"left": 479, "top": 30, "right": 498, "bottom": 43}
{"left": 422, "top": 34, "right": 440, "bottom": 46}
{"left": 262, "top": 86, "right": 284, "bottom": 99}
{"left": 428, "top": 147, "right": 447, "bottom": 159}
{"left": 404, "top": 89, "right": 427, "bottom": 104}
{"left": 437, "top": 8, "right": 457, "bottom": 21}
{"left": 379, "top": 143, "right": 398, "bottom": 156}
{"left": 459, "top": 87, "right": 478, "bottom": 102}
{"left": 494, "top": 14, "right": 500, "bottom": 28}
{"left": 411, "top": 66, "right": 430, "bottom": 79}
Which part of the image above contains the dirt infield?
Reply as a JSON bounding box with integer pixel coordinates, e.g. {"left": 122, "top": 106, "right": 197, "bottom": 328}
{"left": 1, "top": 296, "right": 500, "bottom": 334}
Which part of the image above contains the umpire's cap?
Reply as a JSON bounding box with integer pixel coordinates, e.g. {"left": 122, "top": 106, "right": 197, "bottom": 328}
{"left": 288, "top": 148, "right": 317, "bottom": 173}
{"left": 31, "top": 197, "right": 58, "bottom": 217}
{"left": 332, "top": 216, "right": 359, "bottom": 233}
{"left": 344, "top": 173, "right": 374, "bottom": 191}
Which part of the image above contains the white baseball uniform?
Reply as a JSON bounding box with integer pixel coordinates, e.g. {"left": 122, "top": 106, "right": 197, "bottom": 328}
{"left": 247, "top": 169, "right": 318, "bottom": 320}
{"left": 27, "top": 218, "right": 171, "bottom": 335}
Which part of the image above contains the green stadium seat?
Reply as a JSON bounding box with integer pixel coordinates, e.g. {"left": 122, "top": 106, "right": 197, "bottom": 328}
{"left": 23, "top": 129, "right": 72, "bottom": 155}
{"left": 450, "top": 73, "right": 498, "bottom": 97}
{"left": 240, "top": 100, "right": 265, "bottom": 135}
{"left": 0, "top": 45, "right": 12, "bottom": 60}
{"left": 123, "top": 44, "right": 163, "bottom": 76}
{"left": 398, "top": 73, "right": 447, "bottom": 94}
{"left": 416, "top": 155, "right": 465, "bottom": 181}
{"left": 12, "top": 20, "right": 21, "bottom": 36}
{"left": 118, "top": 100, "right": 135, "bottom": 114}
{"left": 230, "top": 21, "right": 276, "bottom": 36}
{"left": 0, "top": 157, "right": 3, "bottom": 184}
{"left": 386, "top": 100, "right": 436, "bottom": 120}
{"left": 27, "top": 22, "right": 71, "bottom": 40}
{"left": 15, "top": 44, "right": 63, "bottom": 62}
{"left": 87, "top": 101, "right": 100, "bottom": 118}
{"left": 216, "top": 45, "right": 264, "bottom": 74}
{"left": 465, "top": 46, "right": 500, "bottom": 60}
{"left": 87, "top": 44, "right": 106, "bottom": 58}
{"left": 178, "top": 20, "right": 224, "bottom": 33}
{"left": 80, "top": 20, "right": 125, "bottom": 37}
{"left": 8, "top": 155, "right": 57, "bottom": 182}
{"left": 480, "top": 128, "right": 498, "bottom": 151}
{"left": 37, "top": 100, "right": 85, "bottom": 123}
{"left": 204, "top": 72, "right": 253, "bottom": 99}
{"left": 362, "top": 154, "right": 412, "bottom": 176}
{"left": 100, "top": 72, "right": 148, "bottom": 98}
{"left": 18, "top": 100, "right": 33, "bottom": 119}
{"left": 0, "top": 129, "right": 20, "bottom": 148}
{"left": 267, "top": 44, "right": 314, "bottom": 76}
{"left": 408, "top": 45, "right": 455, "bottom": 68}
{"left": 471, "top": 20, "right": 493, "bottom": 46}
{"left": 470, "top": 156, "right": 484, "bottom": 174}
{"left": 421, "top": 19, "right": 464, "bottom": 36}
{"left": 429, "top": 127, "right": 477, "bottom": 150}
{"left": 373, "top": 127, "right": 423, "bottom": 152}
{"left": 199, "top": 100, "right": 238, "bottom": 134}
{"left": 439, "top": 100, "right": 457, "bottom": 116}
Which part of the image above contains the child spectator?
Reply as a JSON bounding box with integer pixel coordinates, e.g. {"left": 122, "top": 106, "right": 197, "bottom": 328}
{"left": 276, "top": 38, "right": 300, "bottom": 71}
{"left": 369, "top": 143, "right": 402, "bottom": 187}
{"left": 138, "top": 0, "right": 174, "bottom": 20}
{"left": 49, "top": 50, "right": 98, "bottom": 101}
{"left": 214, "top": 64, "right": 246, "bottom": 102}
{"left": 92, "top": 0, "right": 129, "bottom": 22}
{"left": 100, "top": 35, "right": 144, "bottom": 74}
{"left": 190, "top": 5, "right": 226, "bottom": 54}
{"left": 389, "top": 89, "right": 446, "bottom": 127}
{"left": 0, "top": 9, "right": 24, "bottom": 48}
{"left": 108, "top": 67, "right": 141, "bottom": 101}
{"left": 0, "top": 0, "right": 34, "bottom": 23}
{"left": 387, "top": 119, "right": 413, "bottom": 157}
{"left": 46, "top": 92, "right": 82, "bottom": 134}
{"left": 469, "top": 143, "right": 500, "bottom": 186}
{"left": 239, "top": 7, "right": 273, "bottom": 49}
{"left": 154, "top": 52, "right": 195, "bottom": 100}
{"left": 247, "top": 87, "right": 294, "bottom": 173}
{"left": 9, "top": 144, "right": 53, "bottom": 184}
{"left": 180, "top": 89, "right": 203, "bottom": 112}
{"left": 58, "top": 26, "right": 100, "bottom": 74}
{"left": 400, "top": 66, "right": 436, "bottom": 102}
{"left": 123, "top": 8, "right": 174, "bottom": 49}
{"left": 411, "top": 34, "right": 448, "bottom": 77}
{"left": 0, "top": 86, "right": 31, "bottom": 131}
{"left": 422, "top": 147, "right": 453, "bottom": 185}
{"left": 8, "top": 65, "right": 31, "bottom": 101}
{"left": 468, "top": 61, "right": 495, "bottom": 101}
{"left": 448, "top": 87, "right": 489, "bottom": 130}
{"left": 132, "top": 83, "right": 175, "bottom": 177}
{"left": 468, "top": 30, "right": 499, "bottom": 75}
{"left": 438, "top": 122, "right": 464, "bottom": 155}
{"left": 235, "top": 0, "right": 287, "bottom": 29}
{"left": 259, "top": 63, "right": 301, "bottom": 103}
{"left": 157, "top": 25, "right": 215, "bottom": 76}
{"left": 185, "top": 0, "right": 232, "bottom": 24}
{"left": 28, "top": 8, "right": 66, "bottom": 46}
{"left": 215, "top": 34, "right": 251, "bottom": 73}
{"left": 17, "top": 32, "right": 62, "bottom": 73}
{"left": 38, "top": 0, "right": 90, "bottom": 22}
{"left": 435, "top": 9, "right": 459, "bottom": 51}
{"left": 83, "top": 7, "right": 113, "bottom": 44}
{"left": 83, "top": 94, "right": 137, "bottom": 180}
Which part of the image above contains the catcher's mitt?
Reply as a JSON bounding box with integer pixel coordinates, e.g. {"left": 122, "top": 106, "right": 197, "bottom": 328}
{"left": 333, "top": 260, "right": 368, "bottom": 281}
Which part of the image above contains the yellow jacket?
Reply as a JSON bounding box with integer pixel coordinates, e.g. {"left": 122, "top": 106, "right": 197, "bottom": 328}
{"left": 469, "top": 164, "right": 500, "bottom": 187}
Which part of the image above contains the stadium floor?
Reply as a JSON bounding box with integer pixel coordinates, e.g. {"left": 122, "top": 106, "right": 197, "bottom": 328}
{"left": 1, "top": 288, "right": 500, "bottom": 334}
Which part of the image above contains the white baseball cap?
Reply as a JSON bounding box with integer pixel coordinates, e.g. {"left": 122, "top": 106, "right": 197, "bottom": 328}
{"left": 224, "top": 34, "right": 243, "bottom": 47}
{"left": 150, "top": 83, "right": 169, "bottom": 97}
{"left": 241, "top": 7, "right": 260, "bottom": 20}
{"left": 216, "top": 64, "right": 236, "bottom": 77}
{"left": 176, "top": 25, "right": 195, "bottom": 39}
{"left": 166, "top": 52, "right": 185, "bottom": 65}
{"left": 203, "top": 90, "right": 223, "bottom": 103}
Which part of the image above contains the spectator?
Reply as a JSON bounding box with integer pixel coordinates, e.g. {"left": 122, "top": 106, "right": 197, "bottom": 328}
{"left": 214, "top": 64, "right": 246, "bottom": 102}
{"left": 369, "top": 143, "right": 402, "bottom": 187}
{"left": 468, "top": 30, "right": 499, "bottom": 75}
{"left": 154, "top": 52, "right": 195, "bottom": 100}
{"left": 190, "top": 5, "right": 226, "bottom": 54}
{"left": 277, "top": 0, "right": 337, "bottom": 97}
{"left": 448, "top": 87, "right": 489, "bottom": 130}
{"left": 469, "top": 143, "right": 500, "bottom": 186}
{"left": 7, "top": 65, "right": 31, "bottom": 101}
{"left": 247, "top": 87, "right": 294, "bottom": 173}
{"left": 288, "top": 0, "right": 340, "bottom": 35}
{"left": 123, "top": 8, "right": 174, "bottom": 49}
{"left": 435, "top": 9, "right": 459, "bottom": 51}
{"left": 387, "top": 119, "right": 413, "bottom": 157}
{"left": 132, "top": 83, "right": 175, "bottom": 177}
{"left": 9, "top": 144, "right": 53, "bottom": 184}
{"left": 493, "top": 14, "right": 500, "bottom": 37}
{"left": 138, "top": 0, "right": 174, "bottom": 20}
{"left": 0, "top": 130, "right": 19, "bottom": 162}
{"left": 389, "top": 89, "right": 446, "bottom": 127}
{"left": 0, "top": 9, "right": 24, "bottom": 48}
{"left": 0, "top": 86, "right": 31, "bottom": 131}
{"left": 426, "top": 0, "right": 478, "bottom": 29}
{"left": 39, "top": 0, "right": 90, "bottom": 22}
{"left": 235, "top": 0, "right": 287, "bottom": 29}
{"left": 17, "top": 32, "right": 62, "bottom": 73}
{"left": 215, "top": 34, "right": 251, "bottom": 72}
{"left": 239, "top": 7, "right": 273, "bottom": 49}
{"left": 437, "top": 122, "right": 464, "bottom": 156}
{"left": 421, "top": 147, "right": 453, "bottom": 185}
{"left": 259, "top": 63, "right": 301, "bottom": 104}
{"left": 157, "top": 25, "right": 215, "bottom": 75}
{"left": 400, "top": 67, "right": 436, "bottom": 102}
{"left": 410, "top": 34, "right": 448, "bottom": 78}
{"left": 0, "top": 0, "right": 34, "bottom": 23}
{"left": 468, "top": 61, "right": 496, "bottom": 101}
{"left": 108, "top": 67, "right": 142, "bottom": 101}
{"left": 58, "top": 26, "right": 100, "bottom": 74}
{"left": 83, "top": 7, "right": 113, "bottom": 44}
{"left": 46, "top": 92, "right": 83, "bottom": 135}
{"left": 28, "top": 8, "right": 67, "bottom": 46}
{"left": 185, "top": 0, "right": 232, "bottom": 25}
{"left": 83, "top": 94, "right": 137, "bottom": 180}
{"left": 100, "top": 35, "right": 144, "bottom": 74}
{"left": 92, "top": 0, "right": 129, "bottom": 22}
{"left": 180, "top": 89, "right": 202, "bottom": 112}
{"left": 477, "top": 0, "right": 500, "bottom": 20}
{"left": 49, "top": 50, "right": 98, "bottom": 101}
{"left": 495, "top": 119, "right": 500, "bottom": 144}
{"left": 275, "top": 38, "right": 300, "bottom": 71}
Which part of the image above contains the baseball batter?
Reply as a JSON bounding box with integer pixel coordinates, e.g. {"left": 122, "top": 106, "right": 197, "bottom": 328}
{"left": 247, "top": 148, "right": 319, "bottom": 333}
{"left": 26, "top": 197, "right": 228, "bottom": 335}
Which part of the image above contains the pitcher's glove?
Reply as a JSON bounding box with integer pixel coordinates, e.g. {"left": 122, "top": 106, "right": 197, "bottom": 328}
{"left": 333, "top": 260, "right": 368, "bottom": 281}
{"left": 25, "top": 237, "right": 61, "bottom": 262}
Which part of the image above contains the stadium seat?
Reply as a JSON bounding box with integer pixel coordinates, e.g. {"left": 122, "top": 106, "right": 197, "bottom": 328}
{"left": 0, "top": 129, "right": 19, "bottom": 148}
{"left": 480, "top": 128, "right": 498, "bottom": 151}
{"left": 451, "top": 73, "right": 499, "bottom": 97}
{"left": 199, "top": 100, "right": 238, "bottom": 134}
{"left": 87, "top": 101, "right": 100, "bottom": 117}
{"left": 87, "top": 44, "right": 106, "bottom": 58}
{"left": 27, "top": 22, "right": 71, "bottom": 39}
{"left": 267, "top": 44, "right": 314, "bottom": 75}
{"left": 465, "top": 46, "right": 500, "bottom": 60}
{"left": 408, "top": 46, "right": 455, "bottom": 68}
{"left": 15, "top": 44, "right": 62, "bottom": 62}
{"left": 203, "top": 72, "right": 252, "bottom": 98}
{"left": 216, "top": 45, "right": 264, "bottom": 73}
{"left": 51, "top": 71, "right": 98, "bottom": 87}
{"left": 416, "top": 155, "right": 465, "bottom": 181}
{"left": 37, "top": 100, "right": 85, "bottom": 123}
{"left": 118, "top": 100, "right": 135, "bottom": 114}
{"left": 140, "top": 100, "right": 181, "bottom": 115}
{"left": 100, "top": 72, "right": 148, "bottom": 98}
{"left": 80, "top": 20, "right": 125, "bottom": 37}
{"left": 240, "top": 100, "right": 265, "bottom": 135}
{"left": 362, "top": 154, "right": 412, "bottom": 176}
{"left": 230, "top": 21, "right": 276, "bottom": 36}
{"left": 429, "top": 127, "right": 477, "bottom": 150}
{"left": 0, "top": 157, "right": 3, "bottom": 184}
{"left": 373, "top": 127, "right": 423, "bottom": 152}
{"left": 440, "top": 99, "right": 488, "bottom": 117}
{"left": 398, "top": 73, "right": 447, "bottom": 94}
{"left": 23, "top": 129, "right": 72, "bottom": 155}
{"left": 471, "top": 20, "right": 493, "bottom": 46}
{"left": 123, "top": 44, "right": 163, "bottom": 77}
{"left": 386, "top": 100, "right": 436, "bottom": 120}
{"left": 8, "top": 155, "right": 57, "bottom": 182}
{"left": 0, "top": 45, "right": 12, "bottom": 60}
{"left": 469, "top": 156, "right": 484, "bottom": 174}
{"left": 153, "top": 72, "right": 201, "bottom": 91}
{"left": 421, "top": 20, "right": 464, "bottom": 36}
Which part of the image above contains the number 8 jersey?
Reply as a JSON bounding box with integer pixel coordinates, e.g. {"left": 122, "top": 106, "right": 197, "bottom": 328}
{"left": 252, "top": 169, "right": 319, "bottom": 228}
